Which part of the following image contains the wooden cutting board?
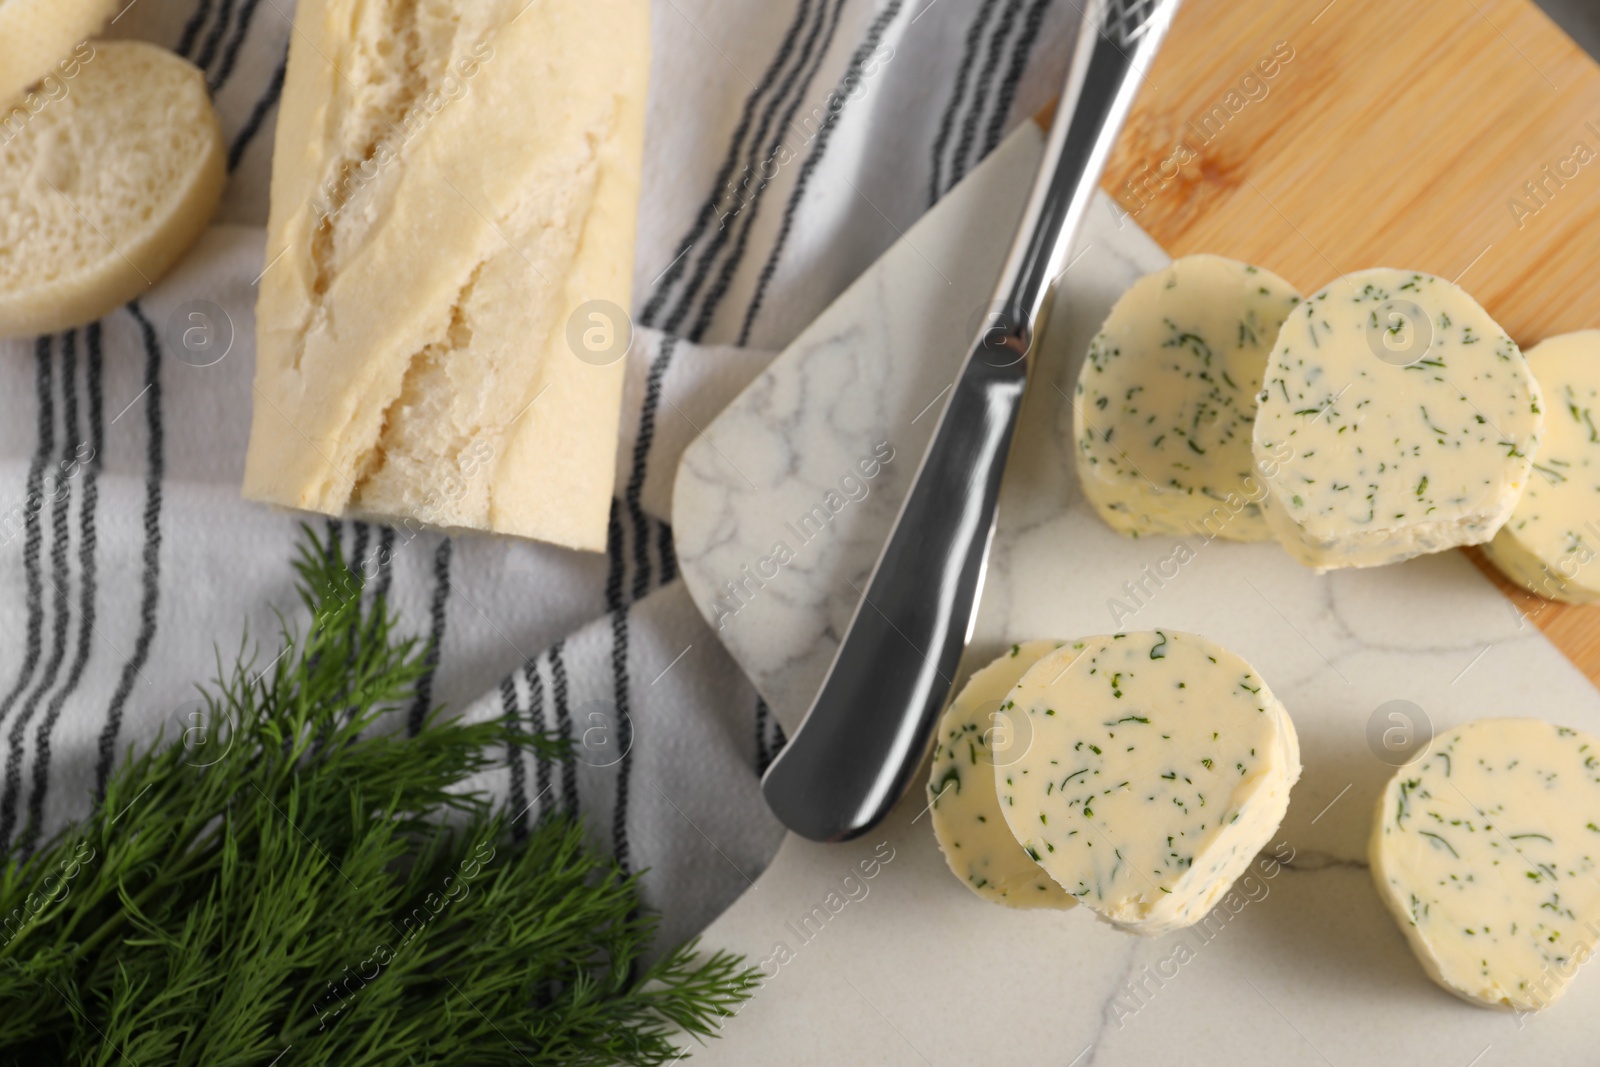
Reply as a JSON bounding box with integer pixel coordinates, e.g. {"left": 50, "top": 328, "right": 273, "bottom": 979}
{"left": 1101, "top": 0, "right": 1600, "bottom": 682}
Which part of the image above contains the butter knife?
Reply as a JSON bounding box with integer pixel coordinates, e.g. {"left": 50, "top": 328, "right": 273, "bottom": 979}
{"left": 761, "top": 0, "right": 1181, "bottom": 842}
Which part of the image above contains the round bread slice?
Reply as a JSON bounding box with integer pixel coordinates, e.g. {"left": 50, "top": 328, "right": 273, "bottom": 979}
{"left": 995, "top": 630, "right": 1299, "bottom": 935}
{"left": 1074, "top": 254, "right": 1302, "bottom": 542}
{"left": 1370, "top": 718, "right": 1600, "bottom": 1011}
{"left": 0, "top": 0, "right": 117, "bottom": 105}
{"left": 0, "top": 41, "right": 224, "bottom": 338}
{"left": 1251, "top": 268, "right": 1543, "bottom": 570}
{"left": 927, "top": 640, "right": 1076, "bottom": 910}
{"left": 1482, "top": 331, "right": 1600, "bottom": 604}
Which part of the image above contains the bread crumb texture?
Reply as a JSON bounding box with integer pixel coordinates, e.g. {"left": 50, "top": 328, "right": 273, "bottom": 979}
{"left": 0, "top": 40, "right": 224, "bottom": 336}
{"left": 243, "top": 0, "right": 649, "bottom": 552}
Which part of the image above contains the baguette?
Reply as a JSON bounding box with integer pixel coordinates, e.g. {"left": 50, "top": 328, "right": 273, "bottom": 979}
{"left": 242, "top": 0, "right": 650, "bottom": 552}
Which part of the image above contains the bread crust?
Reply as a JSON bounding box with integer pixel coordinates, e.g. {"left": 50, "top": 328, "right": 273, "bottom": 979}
{"left": 0, "top": 0, "right": 119, "bottom": 106}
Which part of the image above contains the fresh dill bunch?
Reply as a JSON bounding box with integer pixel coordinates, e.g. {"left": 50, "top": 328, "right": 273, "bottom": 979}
{"left": 0, "top": 528, "right": 758, "bottom": 1066}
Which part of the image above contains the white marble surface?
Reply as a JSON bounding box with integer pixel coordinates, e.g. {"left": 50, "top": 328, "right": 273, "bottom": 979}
{"left": 673, "top": 125, "right": 1042, "bottom": 728}
{"left": 671, "top": 122, "right": 1600, "bottom": 1065}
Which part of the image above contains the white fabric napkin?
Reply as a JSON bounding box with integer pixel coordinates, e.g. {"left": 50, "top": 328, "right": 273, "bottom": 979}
{"left": 0, "top": 0, "right": 1077, "bottom": 946}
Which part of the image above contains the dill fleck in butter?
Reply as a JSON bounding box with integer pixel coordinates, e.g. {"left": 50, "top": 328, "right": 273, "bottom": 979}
{"left": 995, "top": 630, "right": 1300, "bottom": 936}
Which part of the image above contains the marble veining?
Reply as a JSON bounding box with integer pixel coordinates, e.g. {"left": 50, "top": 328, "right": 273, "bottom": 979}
{"left": 672, "top": 121, "right": 1600, "bottom": 1065}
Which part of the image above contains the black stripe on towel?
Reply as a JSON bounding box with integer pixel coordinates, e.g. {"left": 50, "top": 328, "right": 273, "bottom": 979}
{"left": 628, "top": 336, "right": 679, "bottom": 601}
{"left": 193, "top": 0, "right": 237, "bottom": 74}
{"left": 324, "top": 518, "right": 342, "bottom": 563}
{"left": 349, "top": 522, "right": 369, "bottom": 580}
{"left": 176, "top": 0, "right": 216, "bottom": 59}
{"left": 947, "top": 0, "right": 1024, "bottom": 190}
{"left": 604, "top": 498, "right": 634, "bottom": 873}
{"left": 639, "top": 0, "right": 816, "bottom": 329}
{"left": 771, "top": 713, "right": 789, "bottom": 763}
{"left": 661, "top": 0, "right": 845, "bottom": 342}
{"left": 756, "top": 697, "right": 790, "bottom": 775}
{"left": 501, "top": 672, "right": 529, "bottom": 842}
{"left": 605, "top": 492, "right": 628, "bottom": 618}
{"left": 981, "top": 0, "right": 1052, "bottom": 158}
{"left": 0, "top": 339, "right": 53, "bottom": 747}
{"left": 228, "top": 44, "right": 288, "bottom": 171}
{"left": 927, "top": 0, "right": 1002, "bottom": 206}
{"left": 683, "top": 0, "right": 851, "bottom": 344}
{"left": 0, "top": 338, "right": 54, "bottom": 738}
{"left": 656, "top": 518, "right": 677, "bottom": 586}
{"left": 23, "top": 324, "right": 104, "bottom": 855}
{"left": 548, "top": 639, "right": 579, "bottom": 815}
{"left": 607, "top": 335, "right": 683, "bottom": 874}
{"left": 373, "top": 526, "right": 396, "bottom": 604}
{"left": 364, "top": 525, "right": 396, "bottom": 656}
{"left": 738, "top": 0, "right": 909, "bottom": 346}
{"left": 755, "top": 695, "right": 772, "bottom": 775}
{"left": 407, "top": 537, "right": 453, "bottom": 736}
{"left": 210, "top": 0, "right": 266, "bottom": 92}
{"left": 0, "top": 332, "right": 80, "bottom": 850}
{"left": 95, "top": 304, "right": 166, "bottom": 799}
{"left": 525, "top": 660, "right": 552, "bottom": 818}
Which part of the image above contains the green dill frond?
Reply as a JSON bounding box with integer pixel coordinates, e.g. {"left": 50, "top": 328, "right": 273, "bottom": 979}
{"left": 0, "top": 526, "right": 756, "bottom": 1065}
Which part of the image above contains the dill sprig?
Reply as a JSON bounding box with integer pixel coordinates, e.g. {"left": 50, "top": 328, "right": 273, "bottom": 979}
{"left": 0, "top": 529, "right": 758, "bottom": 1065}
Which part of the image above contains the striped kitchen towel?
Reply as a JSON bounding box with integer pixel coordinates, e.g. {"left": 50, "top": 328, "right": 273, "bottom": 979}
{"left": 0, "top": 0, "right": 1078, "bottom": 949}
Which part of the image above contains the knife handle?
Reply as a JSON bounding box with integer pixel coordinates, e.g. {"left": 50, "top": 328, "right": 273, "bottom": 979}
{"left": 761, "top": 0, "right": 1180, "bottom": 842}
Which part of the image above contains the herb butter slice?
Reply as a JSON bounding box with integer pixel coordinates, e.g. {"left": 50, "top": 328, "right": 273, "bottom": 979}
{"left": 1370, "top": 718, "right": 1600, "bottom": 1011}
{"left": 995, "top": 630, "right": 1299, "bottom": 935}
{"left": 1074, "top": 254, "right": 1302, "bottom": 542}
{"left": 1482, "top": 331, "right": 1600, "bottom": 603}
{"left": 1252, "top": 268, "right": 1543, "bottom": 570}
{"left": 928, "top": 641, "right": 1077, "bottom": 909}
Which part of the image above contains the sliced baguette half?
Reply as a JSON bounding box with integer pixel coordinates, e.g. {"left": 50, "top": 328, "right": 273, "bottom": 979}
{"left": 0, "top": 0, "right": 118, "bottom": 105}
{"left": 243, "top": 0, "right": 649, "bottom": 552}
{"left": 0, "top": 41, "right": 225, "bottom": 338}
